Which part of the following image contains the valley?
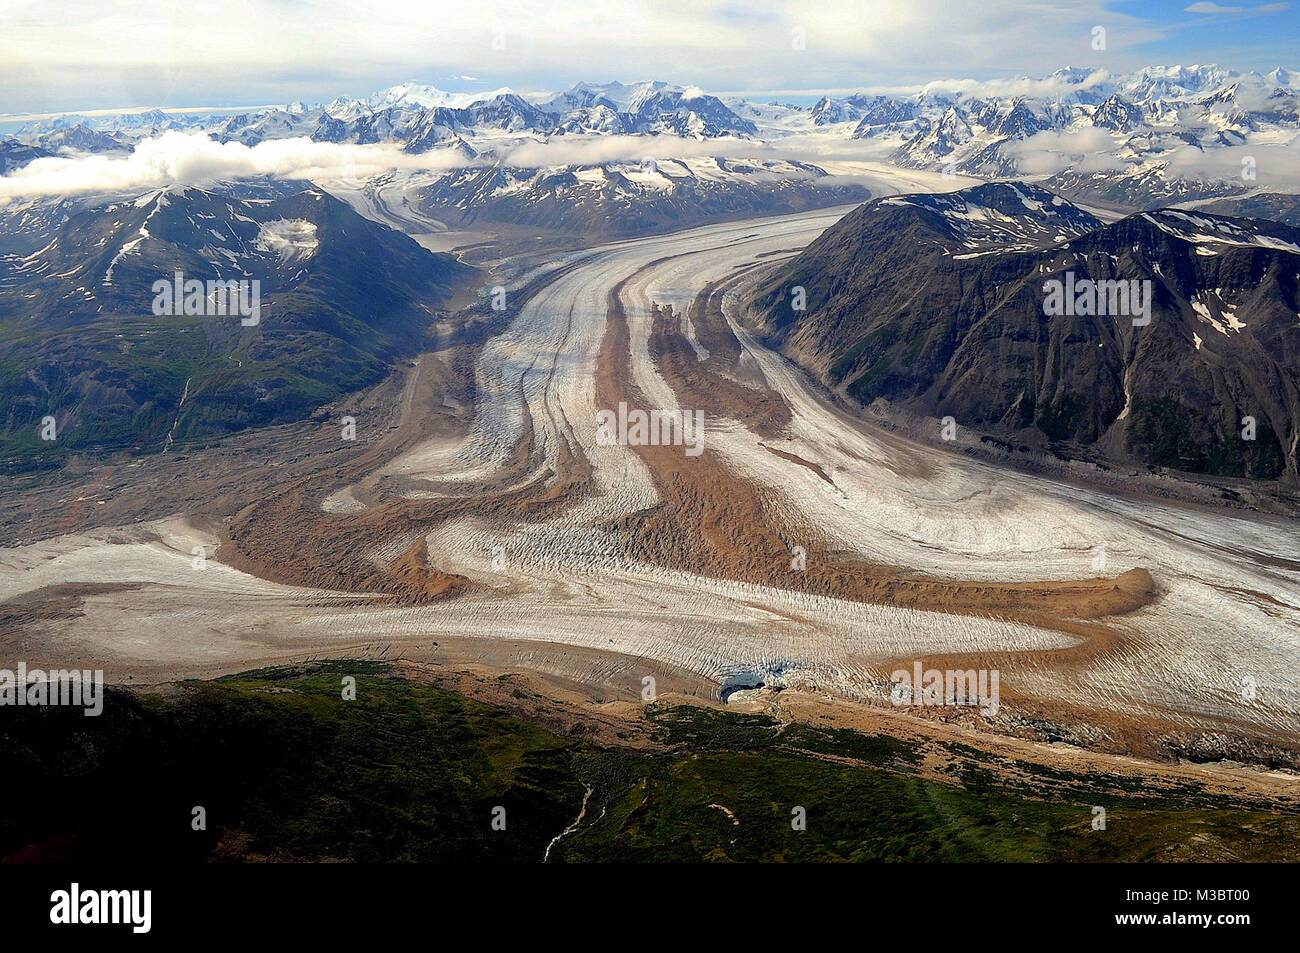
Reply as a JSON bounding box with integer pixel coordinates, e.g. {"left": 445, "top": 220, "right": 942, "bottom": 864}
{"left": 3, "top": 199, "right": 1299, "bottom": 803}
{"left": 9, "top": 0, "right": 1300, "bottom": 893}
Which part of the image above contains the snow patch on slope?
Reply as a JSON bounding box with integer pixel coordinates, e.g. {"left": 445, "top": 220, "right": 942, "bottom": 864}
{"left": 254, "top": 218, "right": 319, "bottom": 264}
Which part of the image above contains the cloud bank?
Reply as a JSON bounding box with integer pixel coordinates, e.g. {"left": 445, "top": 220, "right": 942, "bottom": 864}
{"left": 0, "top": 130, "right": 794, "bottom": 204}
{"left": 1004, "top": 128, "right": 1126, "bottom": 175}
{"left": 0, "top": 132, "right": 451, "bottom": 203}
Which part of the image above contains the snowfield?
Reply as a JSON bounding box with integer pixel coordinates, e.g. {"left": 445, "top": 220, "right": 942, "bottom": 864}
{"left": 253, "top": 218, "right": 319, "bottom": 263}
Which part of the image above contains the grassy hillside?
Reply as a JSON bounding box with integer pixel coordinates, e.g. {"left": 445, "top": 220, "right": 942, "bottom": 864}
{"left": 2, "top": 662, "right": 1296, "bottom": 862}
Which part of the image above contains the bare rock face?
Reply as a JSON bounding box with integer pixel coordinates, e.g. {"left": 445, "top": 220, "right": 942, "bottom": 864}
{"left": 746, "top": 183, "right": 1300, "bottom": 481}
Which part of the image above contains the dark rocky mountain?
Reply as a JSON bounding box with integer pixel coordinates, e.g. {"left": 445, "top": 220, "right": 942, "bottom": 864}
{"left": 892, "top": 106, "right": 975, "bottom": 166}
{"left": 0, "top": 187, "right": 474, "bottom": 469}
{"left": 744, "top": 183, "right": 1300, "bottom": 481}
{"left": 1090, "top": 94, "right": 1145, "bottom": 132}
{"left": 1197, "top": 192, "right": 1300, "bottom": 227}
{"left": 973, "top": 98, "right": 1058, "bottom": 139}
{"left": 0, "top": 196, "right": 98, "bottom": 257}
{"left": 1044, "top": 165, "right": 1247, "bottom": 210}
{"left": 401, "top": 108, "right": 474, "bottom": 152}
{"left": 867, "top": 183, "right": 1105, "bottom": 252}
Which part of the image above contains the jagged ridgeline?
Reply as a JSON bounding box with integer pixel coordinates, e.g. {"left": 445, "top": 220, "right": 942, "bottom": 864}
{"left": 745, "top": 183, "right": 1300, "bottom": 480}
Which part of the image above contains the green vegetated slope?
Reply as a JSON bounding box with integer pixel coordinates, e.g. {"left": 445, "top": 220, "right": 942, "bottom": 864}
{"left": 0, "top": 187, "right": 474, "bottom": 472}
{"left": 2, "top": 662, "right": 1296, "bottom": 863}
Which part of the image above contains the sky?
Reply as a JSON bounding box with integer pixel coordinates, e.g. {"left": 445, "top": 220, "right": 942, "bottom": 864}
{"left": 1, "top": 0, "right": 1297, "bottom": 114}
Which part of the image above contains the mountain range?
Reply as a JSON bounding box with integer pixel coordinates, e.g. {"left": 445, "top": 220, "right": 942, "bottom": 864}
{"left": 4, "top": 67, "right": 1300, "bottom": 480}
{"left": 408, "top": 157, "right": 869, "bottom": 238}
{"left": 6, "top": 65, "right": 1299, "bottom": 214}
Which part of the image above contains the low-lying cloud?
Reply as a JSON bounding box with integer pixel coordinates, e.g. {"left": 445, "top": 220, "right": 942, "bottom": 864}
{"left": 1163, "top": 138, "right": 1300, "bottom": 185}
{"left": 912, "top": 70, "right": 1114, "bottom": 102}
{"left": 1003, "top": 128, "right": 1126, "bottom": 175}
{"left": 0, "top": 130, "right": 788, "bottom": 204}
{"left": 5, "top": 122, "right": 1298, "bottom": 208}
{"left": 0, "top": 131, "right": 452, "bottom": 203}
